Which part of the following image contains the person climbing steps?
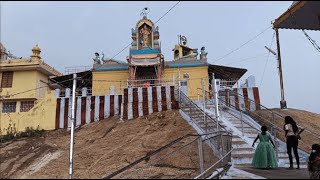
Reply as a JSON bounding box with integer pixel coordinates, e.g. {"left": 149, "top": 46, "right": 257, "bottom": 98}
{"left": 252, "top": 125, "right": 278, "bottom": 169}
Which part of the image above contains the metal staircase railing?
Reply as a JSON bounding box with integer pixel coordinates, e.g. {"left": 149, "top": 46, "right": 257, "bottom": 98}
{"left": 217, "top": 95, "right": 311, "bottom": 157}
{"left": 221, "top": 89, "right": 320, "bottom": 152}
{"left": 103, "top": 132, "right": 233, "bottom": 179}
{"left": 178, "top": 90, "right": 233, "bottom": 160}
{"left": 179, "top": 91, "right": 228, "bottom": 133}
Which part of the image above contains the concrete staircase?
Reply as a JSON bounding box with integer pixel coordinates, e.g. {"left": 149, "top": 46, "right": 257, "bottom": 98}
{"left": 180, "top": 106, "right": 227, "bottom": 132}
{"left": 179, "top": 94, "right": 227, "bottom": 133}
{"left": 179, "top": 93, "right": 307, "bottom": 170}
{"left": 203, "top": 104, "right": 308, "bottom": 168}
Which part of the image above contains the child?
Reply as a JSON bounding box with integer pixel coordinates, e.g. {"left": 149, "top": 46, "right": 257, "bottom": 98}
{"left": 252, "top": 125, "right": 278, "bottom": 169}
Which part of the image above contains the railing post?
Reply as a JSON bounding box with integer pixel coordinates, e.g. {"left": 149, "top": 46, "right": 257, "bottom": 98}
{"left": 273, "top": 128, "right": 279, "bottom": 161}
{"left": 211, "top": 73, "right": 220, "bottom": 131}
{"left": 198, "top": 137, "right": 205, "bottom": 175}
{"left": 221, "top": 133, "right": 224, "bottom": 158}
{"left": 240, "top": 111, "right": 244, "bottom": 136}
{"left": 189, "top": 98, "right": 192, "bottom": 117}
{"left": 272, "top": 111, "right": 275, "bottom": 124}
{"left": 178, "top": 68, "right": 181, "bottom": 102}
{"left": 198, "top": 89, "right": 200, "bottom": 102}
{"left": 202, "top": 79, "right": 207, "bottom": 133}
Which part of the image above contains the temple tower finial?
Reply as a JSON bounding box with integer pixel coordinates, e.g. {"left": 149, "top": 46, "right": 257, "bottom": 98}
{"left": 140, "top": 7, "right": 150, "bottom": 18}
{"left": 31, "top": 44, "right": 41, "bottom": 60}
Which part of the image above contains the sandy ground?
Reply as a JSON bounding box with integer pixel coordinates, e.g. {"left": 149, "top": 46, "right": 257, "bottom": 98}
{"left": 1, "top": 110, "right": 214, "bottom": 179}
{"left": 254, "top": 108, "right": 320, "bottom": 152}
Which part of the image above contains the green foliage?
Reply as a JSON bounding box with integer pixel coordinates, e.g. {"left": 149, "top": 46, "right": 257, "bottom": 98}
{"left": 0, "top": 122, "right": 45, "bottom": 143}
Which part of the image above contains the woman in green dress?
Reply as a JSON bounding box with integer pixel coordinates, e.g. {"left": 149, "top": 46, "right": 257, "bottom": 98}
{"left": 252, "top": 125, "right": 278, "bottom": 169}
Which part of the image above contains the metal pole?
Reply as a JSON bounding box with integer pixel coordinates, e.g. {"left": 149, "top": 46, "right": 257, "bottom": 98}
{"left": 211, "top": 73, "right": 220, "bottom": 130}
{"left": 272, "top": 111, "right": 275, "bottom": 124}
{"left": 198, "top": 137, "right": 204, "bottom": 175}
{"left": 202, "top": 79, "right": 207, "bottom": 133}
{"left": 275, "top": 28, "right": 287, "bottom": 109}
{"left": 273, "top": 128, "right": 279, "bottom": 161}
{"left": 178, "top": 67, "right": 181, "bottom": 101}
{"left": 240, "top": 111, "right": 244, "bottom": 136}
{"left": 69, "top": 73, "right": 77, "bottom": 179}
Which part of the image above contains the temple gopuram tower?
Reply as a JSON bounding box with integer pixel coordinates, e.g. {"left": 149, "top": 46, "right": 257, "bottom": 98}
{"left": 127, "top": 9, "right": 164, "bottom": 86}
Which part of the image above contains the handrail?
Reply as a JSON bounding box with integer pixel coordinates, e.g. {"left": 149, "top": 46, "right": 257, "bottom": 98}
{"left": 179, "top": 91, "right": 229, "bottom": 132}
{"left": 218, "top": 96, "right": 284, "bottom": 132}
{"left": 194, "top": 148, "right": 234, "bottom": 179}
{"left": 221, "top": 105, "right": 263, "bottom": 133}
{"left": 223, "top": 89, "right": 320, "bottom": 139}
{"left": 103, "top": 131, "right": 232, "bottom": 179}
{"left": 218, "top": 96, "right": 313, "bottom": 154}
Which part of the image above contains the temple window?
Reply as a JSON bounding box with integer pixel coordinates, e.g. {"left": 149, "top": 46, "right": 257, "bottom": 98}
{"left": 2, "top": 101, "right": 17, "bottom": 113}
{"left": 20, "top": 101, "right": 35, "bottom": 112}
{"left": 1, "top": 71, "right": 13, "bottom": 88}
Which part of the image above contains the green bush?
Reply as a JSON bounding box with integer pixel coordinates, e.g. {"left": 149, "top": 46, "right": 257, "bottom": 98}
{"left": 0, "top": 123, "right": 45, "bottom": 143}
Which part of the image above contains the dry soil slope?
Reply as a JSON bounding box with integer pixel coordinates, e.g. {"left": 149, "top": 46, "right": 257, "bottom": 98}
{"left": 1, "top": 110, "right": 203, "bottom": 179}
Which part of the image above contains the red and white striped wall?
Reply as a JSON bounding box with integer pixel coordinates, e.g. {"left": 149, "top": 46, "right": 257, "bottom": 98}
{"left": 54, "top": 86, "right": 179, "bottom": 129}
{"left": 220, "top": 87, "right": 261, "bottom": 111}
{"left": 121, "top": 86, "right": 179, "bottom": 120}
{"left": 55, "top": 95, "right": 123, "bottom": 129}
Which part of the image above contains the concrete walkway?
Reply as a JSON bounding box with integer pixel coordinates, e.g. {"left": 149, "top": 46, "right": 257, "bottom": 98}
{"left": 237, "top": 166, "right": 310, "bottom": 179}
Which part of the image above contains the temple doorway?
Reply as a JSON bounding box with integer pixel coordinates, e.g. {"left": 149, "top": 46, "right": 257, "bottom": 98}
{"left": 135, "top": 66, "right": 158, "bottom": 86}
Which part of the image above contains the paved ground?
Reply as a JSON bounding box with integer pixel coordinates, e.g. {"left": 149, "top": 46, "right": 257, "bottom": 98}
{"left": 238, "top": 167, "right": 310, "bottom": 179}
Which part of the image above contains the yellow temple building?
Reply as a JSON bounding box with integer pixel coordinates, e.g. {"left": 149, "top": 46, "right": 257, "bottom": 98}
{"left": 0, "top": 10, "right": 250, "bottom": 134}
{"left": 89, "top": 13, "right": 247, "bottom": 100}
{"left": 0, "top": 43, "right": 62, "bottom": 133}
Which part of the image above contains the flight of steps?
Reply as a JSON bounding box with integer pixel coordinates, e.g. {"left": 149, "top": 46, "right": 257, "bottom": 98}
{"left": 180, "top": 97, "right": 307, "bottom": 169}
{"left": 208, "top": 106, "right": 308, "bottom": 168}
{"left": 180, "top": 105, "right": 227, "bottom": 132}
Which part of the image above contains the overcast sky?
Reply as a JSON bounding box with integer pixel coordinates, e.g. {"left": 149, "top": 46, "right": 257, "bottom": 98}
{"left": 1, "top": 1, "right": 319, "bottom": 113}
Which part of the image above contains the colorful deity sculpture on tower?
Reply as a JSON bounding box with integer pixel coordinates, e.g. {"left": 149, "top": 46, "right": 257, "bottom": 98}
{"left": 127, "top": 8, "right": 164, "bottom": 86}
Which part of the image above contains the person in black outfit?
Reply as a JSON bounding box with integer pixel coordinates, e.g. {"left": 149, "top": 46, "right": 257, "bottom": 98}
{"left": 284, "top": 116, "right": 300, "bottom": 169}
{"left": 308, "top": 144, "right": 320, "bottom": 179}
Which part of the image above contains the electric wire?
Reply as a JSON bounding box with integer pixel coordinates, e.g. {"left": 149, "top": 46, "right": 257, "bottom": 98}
{"left": 222, "top": 53, "right": 269, "bottom": 66}
{"left": 259, "top": 31, "right": 276, "bottom": 87}
{"left": 1, "top": 78, "right": 74, "bottom": 99}
{"left": 77, "top": 1, "right": 181, "bottom": 90}
{"left": 214, "top": 25, "right": 272, "bottom": 64}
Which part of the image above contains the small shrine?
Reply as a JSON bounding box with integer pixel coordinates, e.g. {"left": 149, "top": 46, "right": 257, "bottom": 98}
{"left": 127, "top": 8, "right": 164, "bottom": 86}
{"left": 91, "top": 7, "right": 247, "bottom": 99}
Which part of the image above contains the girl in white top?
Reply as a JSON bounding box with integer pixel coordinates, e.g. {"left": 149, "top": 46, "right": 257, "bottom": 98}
{"left": 284, "top": 116, "right": 300, "bottom": 169}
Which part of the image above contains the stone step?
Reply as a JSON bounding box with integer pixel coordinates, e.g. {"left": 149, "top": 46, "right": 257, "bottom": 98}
{"left": 232, "top": 153, "right": 254, "bottom": 159}
{"left": 232, "top": 137, "right": 246, "bottom": 142}
{"left": 232, "top": 140, "right": 248, "bottom": 145}
{"left": 233, "top": 163, "right": 308, "bottom": 168}
{"left": 233, "top": 124, "right": 252, "bottom": 128}
{"left": 232, "top": 143, "right": 254, "bottom": 148}
{"left": 228, "top": 121, "right": 246, "bottom": 126}
{"left": 233, "top": 146, "right": 254, "bottom": 150}
{"left": 227, "top": 117, "right": 241, "bottom": 120}
{"left": 197, "top": 121, "right": 226, "bottom": 127}
{"left": 232, "top": 151, "right": 289, "bottom": 157}
{"left": 231, "top": 156, "right": 306, "bottom": 165}
{"left": 240, "top": 133, "right": 258, "bottom": 138}
{"left": 242, "top": 129, "right": 258, "bottom": 133}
